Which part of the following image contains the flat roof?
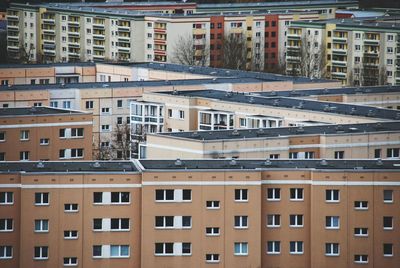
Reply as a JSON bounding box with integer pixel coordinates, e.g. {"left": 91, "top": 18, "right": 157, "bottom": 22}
{"left": 155, "top": 121, "right": 400, "bottom": 141}
{"left": 0, "top": 62, "right": 95, "bottom": 69}
{"left": 0, "top": 77, "right": 262, "bottom": 91}
{"left": 257, "top": 85, "right": 400, "bottom": 97}
{"left": 0, "top": 107, "right": 85, "bottom": 117}
{"left": 158, "top": 90, "right": 400, "bottom": 120}
{"left": 0, "top": 161, "right": 138, "bottom": 173}
{"left": 139, "top": 159, "right": 400, "bottom": 171}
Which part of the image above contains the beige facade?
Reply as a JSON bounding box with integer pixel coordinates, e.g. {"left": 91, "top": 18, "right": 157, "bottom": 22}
{"left": 144, "top": 122, "right": 400, "bottom": 160}
{"left": 0, "top": 107, "right": 93, "bottom": 161}
{"left": 0, "top": 159, "right": 399, "bottom": 268}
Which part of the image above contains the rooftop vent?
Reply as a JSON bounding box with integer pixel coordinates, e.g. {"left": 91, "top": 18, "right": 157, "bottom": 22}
{"left": 350, "top": 107, "right": 357, "bottom": 114}
{"left": 249, "top": 96, "right": 254, "bottom": 103}
{"left": 376, "top": 158, "right": 383, "bottom": 166}
{"left": 296, "top": 125, "right": 304, "bottom": 133}
{"left": 36, "top": 161, "right": 44, "bottom": 168}
{"left": 174, "top": 158, "right": 183, "bottom": 166}
{"left": 172, "top": 89, "right": 178, "bottom": 95}
{"left": 367, "top": 110, "right": 375, "bottom": 117}
{"left": 396, "top": 113, "right": 400, "bottom": 120}
{"left": 264, "top": 159, "right": 272, "bottom": 166}
{"left": 229, "top": 158, "right": 237, "bottom": 166}
{"left": 231, "top": 129, "right": 240, "bottom": 136}
{"left": 320, "top": 159, "right": 328, "bottom": 166}
{"left": 225, "top": 91, "right": 233, "bottom": 97}
{"left": 273, "top": 99, "right": 280, "bottom": 106}
{"left": 93, "top": 161, "right": 101, "bottom": 168}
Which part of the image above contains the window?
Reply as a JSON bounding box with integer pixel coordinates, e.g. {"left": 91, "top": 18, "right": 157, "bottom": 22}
{"left": 117, "top": 117, "right": 123, "bottom": 125}
{"left": 111, "top": 218, "right": 130, "bottom": 231}
{"left": 387, "top": 59, "right": 393, "bottom": 65}
{"left": 63, "top": 101, "right": 71, "bottom": 109}
{"left": 383, "top": 216, "right": 393, "bottom": 230}
{"left": 235, "top": 189, "right": 248, "bottom": 202}
{"left": 387, "top": 148, "right": 399, "bottom": 158}
{"left": 35, "top": 219, "right": 49, "bottom": 232}
{"left": 111, "top": 192, "right": 130, "bottom": 204}
{"left": 234, "top": 216, "right": 248, "bottom": 229}
{"left": 383, "top": 190, "right": 393, "bottom": 203}
{"left": 101, "top": 125, "right": 110, "bottom": 132}
{"left": 326, "top": 189, "right": 339, "bottom": 202}
{"left": 154, "top": 243, "right": 174, "bottom": 255}
{"left": 0, "top": 246, "right": 12, "bottom": 259}
{"left": 0, "top": 192, "right": 13, "bottom": 205}
{"left": 383, "top": 243, "right": 393, "bottom": 257}
{"left": 290, "top": 188, "right": 303, "bottom": 201}
{"left": 354, "top": 56, "right": 360, "bottom": 64}
{"left": 267, "top": 214, "right": 280, "bottom": 227}
{"left": 325, "top": 243, "right": 339, "bottom": 256}
{"left": 93, "top": 245, "right": 102, "bottom": 257}
{"left": 0, "top": 219, "right": 13, "bottom": 231}
{"left": 63, "top": 257, "right": 78, "bottom": 266}
{"left": 206, "top": 200, "right": 220, "bottom": 209}
{"left": 35, "top": 192, "right": 49, "bottom": 205}
{"left": 117, "top": 100, "right": 123, "bottom": 108}
{"left": 289, "top": 214, "right": 303, "bottom": 227}
{"left": 85, "top": 101, "right": 93, "bottom": 109}
{"left": 34, "top": 246, "right": 48, "bottom": 260}
{"left": 34, "top": 102, "right": 42, "bottom": 107}
{"left": 354, "top": 255, "right": 368, "bottom": 263}
{"left": 93, "top": 219, "right": 103, "bottom": 230}
{"left": 0, "top": 132, "right": 5, "bottom": 142}
{"left": 0, "top": 152, "right": 4, "bottom": 161}
{"left": 155, "top": 216, "right": 174, "bottom": 228}
{"left": 20, "top": 130, "right": 29, "bottom": 140}
{"left": 71, "top": 149, "right": 83, "bottom": 158}
{"left": 64, "top": 230, "right": 78, "bottom": 239}
{"left": 110, "top": 245, "right": 129, "bottom": 258}
{"left": 354, "top": 227, "right": 368, "bottom": 237}
{"left": 206, "top": 227, "right": 220, "bottom": 236}
{"left": 267, "top": 241, "right": 280, "bottom": 254}
{"left": 290, "top": 241, "right": 303, "bottom": 254}
{"left": 269, "top": 154, "right": 279, "bottom": 159}
{"left": 205, "top": 254, "right": 219, "bottom": 263}
{"left": 234, "top": 242, "right": 248, "bottom": 255}
{"left": 267, "top": 188, "right": 280, "bottom": 201}
{"left": 334, "top": 151, "right": 344, "bottom": 159}
{"left": 355, "top": 45, "right": 360, "bottom": 51}
{"left": 101, "top": 107, "right": 110, "bottom": 114}
{"left": 387, "top": 47, "right": 393, "bottom": 53}
{"left": 155, "top": 189, "right": 191, "bottom": 202}
{"left": 64, "top": 204, "right": 78, "bottom": 212}
{"left": 374, "top": 149, "right": 381, "bottom": 158}
{"left": 326, "top": 216, "right": 340, "bottom": 229}
{"left": 354, "top": 201, "right": 368, "bottom": 210}
{"left": 179, "top": 110, "right": 185, "bottom": 119}
{"left": 71, "top": 128, "right": 84, "bottom": 137}
{"left": 20, "top": 151, "right": 29, "bottom": 161}
{"left": 40, "top": 138, "right": 49, "bottom": 145}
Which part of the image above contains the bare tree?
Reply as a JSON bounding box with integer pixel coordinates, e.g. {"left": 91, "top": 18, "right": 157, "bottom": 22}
{"left": 18, "top": 43, "right": 35, "bottom": 64}
{"left": 93, "top": 140, "right": 113, "bottom": 160}
{"left": 113, "top": 122, "right": 132, "bottom": 160}
{"left": 172, "top": 34, "right": 209, "bottom": 66}
{"left": 130, "top": 124, "right": 147, "bottom": 159}
{"left": 222, "top": 32, "right": 247, "bottom": 70}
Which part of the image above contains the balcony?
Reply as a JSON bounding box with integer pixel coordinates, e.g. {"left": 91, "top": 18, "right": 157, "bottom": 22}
{"left": 93, "top": 34, "right": 105, "bottom": 40}
{"left": 244, "top": 115, "right": 283, "bottom": 128}
{"left": 332, "top": 36, "right": 347, "bottom": 43}
{"left": 364, "top": 38, "right": 380, "bottom": 45}
{"left": 93, "top": 44, "right": 105, "bottom": 49}
{"left": 331, "top": 72, "right": 347, "bottom": 78}
{"left": 42, "top": 18, "right": 55, "bottom": 25}
{"left": 7, "top": 44, "right": 19, "bottom": 51}
{"left": 118, "top": 25, "right": 130, "bottom": 32}
{"left": 93, "top": 23, "right": 105, "bottom": 30}
{"left": 332, "top": 48, "right": 347, "bottom": 55}
{"left": 118, "top": 35, "right": 131, "bottom": 42}
{"left": 118, "top": 46, "right": 131, "bottom": 52}
{"left": 198, "top": 110, "right": 234, "bottom": 131}
{"left": 6, "top": 14, "right": 19, "bottom": 21}
{"left": 7, "top": 35, "right": 19, "bottom": 41}
{"left": 68, "top": 20, "right": 80, "bottom": 26}
{"left": 7, "top": 24, "right": 19, "bottom": 30}
{"left": 287, "top": 33, "right": 301, "bottom": 40}
{"left": 43, "top": 28, "right": 55, "bottom": 35}
{"left": 331, "top": 60, "right": 347, "bottom": 67}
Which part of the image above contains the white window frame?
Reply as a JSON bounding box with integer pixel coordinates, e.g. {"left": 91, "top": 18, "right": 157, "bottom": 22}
{"left": 34, "top": 219, "right": 49, "bottom": 233}
{"left": 290, "top": 188, "right": 303, "bottom": 201}
{"left": 110, "top": 245, "right": 130, "bottom": 258}
{"left": 64, "top": 230, "right": 78, "bottom": 240}
{"left": 71, "top": 128, "right": 84, "bottom": 138}
{"left": 354, "top": 227, "right": 368, "bottom": 237}
{"left": 39, "top": 138, "right": 49, "bottom": 145}
{"left": 154, "top": 243, "right": 174, "bottom": 256}
{"left": 234, "top": 216, "right": 248, "bottom": 229}
{"left": 35, "top": 192, "right": 49, "bottom": 206}
{"left": 34, "top": 246, "right": 49, "bottom": 260}
{"left": 383, "top": 190, "right": 393, "bottom": 203}
{"left": 289, "top": 241, "right": 304, "bottom": 255}
{"left": 325, "top": 243, "right": 340, "bottom": 256}
{"left": 0, "top": 246, "right": 12, "bottom": 259}
{"left": 205, "top": 227, "right": 220, "bottom": 236}
{"left": 326, "top": 216, "right": 340, "bottom": 229}
{"left": 206, "top": 200, "right": 220, "bottom": 209}
{"left": 71, "top": 148, "right": 84, "bottom": 159}
{"left": 383, "top": 216, "right": 393, "bottom": 230}
{"left": 111, "top": 192, "right": 130, "bottom": 204}
{"left": 354, "top": 254, "right": 368, "bottom": 264}
{"left": 63, "top": 257, "right": 78, "bottom": 266}
{"left": 267, "top": 241, "right": 280, "bottom": 255}
{"left": 0, "top": 192, "right": 13, "bottom": 205}
{"left": 110, "top": 218, "right": 130, "bottom": 231}
{"left": 234, "top": 189, "right": 248, "bottom": 202}
{"left": 289, "top": 214, "right": 303, "bottom": 228}
{"left": 383, "top": 243, "right": 393, "bottom": 257}
{"left": 267, "top": 214, "right": 280, "bottom": 228}
{"left": 267, "top": 188, "right": 280, "bottom": 201}
{"left": 326, "top": 189, "right": 340, "bottom": 203}
{"left": 0, "top": 218, "right": 13, "bottom": 232}
{"left": 234, "top": 242, "right": 248, "bottom": 256}
{"left": 205, "top": 253, "right": 219, "bottom": 263}
{"left": 354, "top": 201, "right": 368, "bottom": 210}
{"left": 20, "top": 130, "right": 29, "bottom": 141}
{"left": 64, "top": 203, "right": 78, "bottom": 213}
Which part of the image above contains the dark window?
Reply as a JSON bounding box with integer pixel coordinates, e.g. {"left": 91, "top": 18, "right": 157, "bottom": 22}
{"left": 93, "top": 192, "right": 102, "bottom": 203}
{"left": 93, "top": 219, "right": 102, "bottom": 230}
{"left": 183, "top": 189, "right": 191, "bottom": 201}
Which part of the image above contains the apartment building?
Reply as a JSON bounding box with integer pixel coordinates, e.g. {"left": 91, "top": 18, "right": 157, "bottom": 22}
{"left": 286, "top": 18, "right": 400, "bottom": 85}
{"left": 0, "top": 159, "right": 399, "bottom": 268}
{"left": 0, "top": 62, "right": 96, "bottom": 86}
{"left": 6, "top": 2, "right": 335, "bottom": 70}
{"left": 0, "top": 107, "right": 92, "bottom": 161}
{"left": 143, "top": 122, "right": 400, "bottom": 159}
